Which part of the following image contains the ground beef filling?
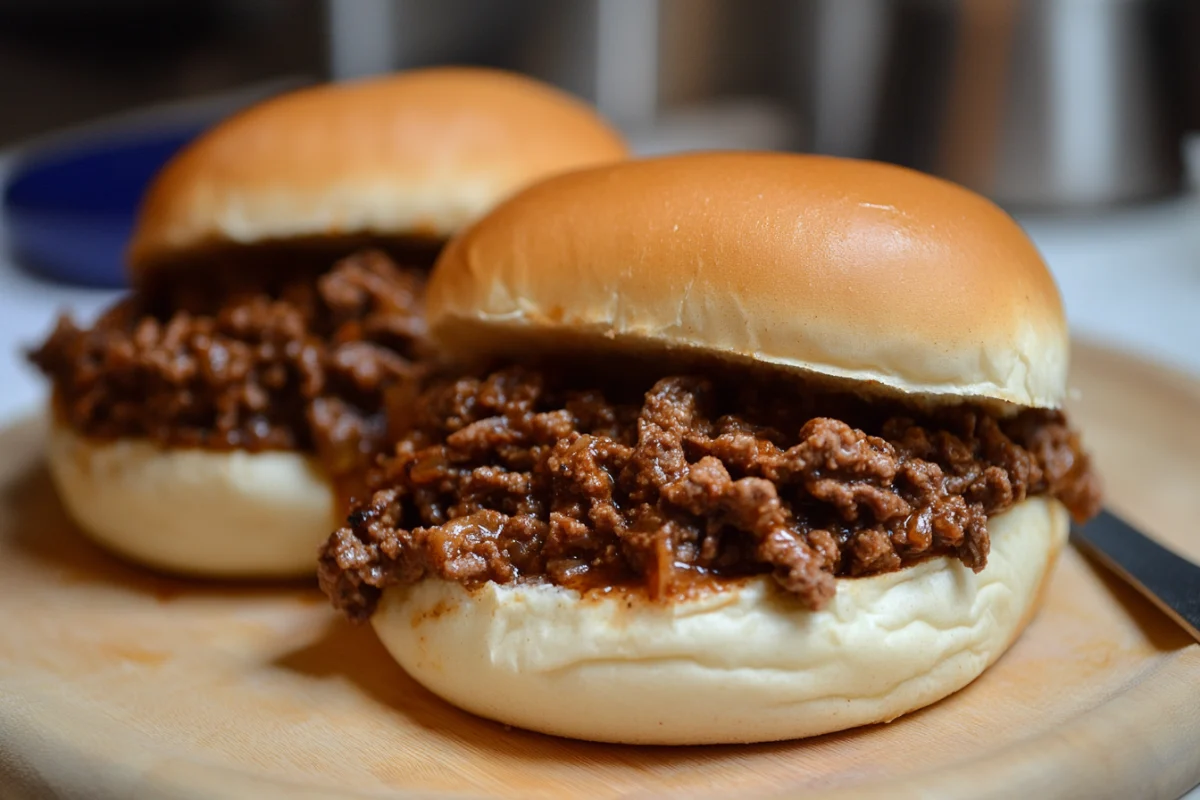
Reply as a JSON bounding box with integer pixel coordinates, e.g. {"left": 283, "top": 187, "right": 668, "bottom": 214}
{"left": 318, "top": 366, "right": 1102, "bottom": 621}
{"left": 28, "top": 249, "right": 426, "bottom": 490}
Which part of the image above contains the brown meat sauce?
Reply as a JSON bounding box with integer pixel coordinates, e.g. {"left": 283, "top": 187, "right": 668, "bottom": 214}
{"left": 318, "top": 366, "right": 1102, "bottom": 621}
{"left": 29, "top": 249, "right": 429, "bottom": 493}
{"left": 321, "top": 367, "right": 1104, "bottom": 623}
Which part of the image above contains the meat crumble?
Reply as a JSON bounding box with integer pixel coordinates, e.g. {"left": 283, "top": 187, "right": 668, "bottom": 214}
{"left": 29, "top": 249, "right": 429, "bottom": 493}
{"left": 319, "top": 365, "right": 1102, "bottom": 621}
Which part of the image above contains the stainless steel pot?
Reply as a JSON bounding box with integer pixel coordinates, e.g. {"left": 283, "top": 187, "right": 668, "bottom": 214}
{"left": 823, "top": 0, "right": 1188, "bottom": 208}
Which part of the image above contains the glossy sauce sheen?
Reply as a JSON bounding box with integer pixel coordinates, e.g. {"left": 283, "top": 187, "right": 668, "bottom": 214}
{"left": 319, "top": 365, "right": 1102, "bottom": 620}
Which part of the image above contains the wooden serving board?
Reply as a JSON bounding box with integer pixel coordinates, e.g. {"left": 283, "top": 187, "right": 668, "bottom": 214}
{"left": 0, "top": 342, "right": 1197, "bottom": 800}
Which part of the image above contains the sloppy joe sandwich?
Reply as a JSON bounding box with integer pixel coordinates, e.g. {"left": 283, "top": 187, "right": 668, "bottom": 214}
{"left": 29, "top": 67, "right": 627, "bottom": 578}
{"left": 318, "top": 153, "right": 1102, "bottom": 744}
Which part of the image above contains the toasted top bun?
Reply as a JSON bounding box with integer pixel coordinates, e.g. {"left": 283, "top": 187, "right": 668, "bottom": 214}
{"left": 427, "top": 153, "right": 1068, "bottom": 408}
{"left": 127, "top": 67, "right": 628, "bottom": 280}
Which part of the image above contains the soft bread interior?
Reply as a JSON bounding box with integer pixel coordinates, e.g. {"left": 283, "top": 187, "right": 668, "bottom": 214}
{"left": 373, "top": 496, "right": 1068, "bottom": 745}
{"left": 47, "top": 420, "right": 337, "bottom": 578}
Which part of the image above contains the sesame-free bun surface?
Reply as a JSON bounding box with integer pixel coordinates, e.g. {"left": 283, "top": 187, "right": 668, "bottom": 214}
{"left": 128, "top": 67, "right": 627, "bottom": 279}
{"left": 373, "top": 496, "right": 1067, "bottom": 745}
{"left": 47, "top": 422, "right": 337, "bottom": 578}
{"left": 427, "top": 153, "right": 1068, "bottom": 408}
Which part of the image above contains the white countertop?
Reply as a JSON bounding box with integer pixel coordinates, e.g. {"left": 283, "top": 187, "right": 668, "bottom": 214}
{"left": 1020, "top": 194, "right": 1200, "bottom": 377}
{"left": 0, "top": 248, "right": 120, "bottom": 425}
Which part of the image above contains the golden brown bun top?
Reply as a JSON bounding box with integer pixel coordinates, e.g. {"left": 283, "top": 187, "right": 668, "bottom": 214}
{"left": 427, "top": 152, "right": 1069, "bottom": 408}
{"left": 127, "top": 67, "right": 628, "bottom": 279}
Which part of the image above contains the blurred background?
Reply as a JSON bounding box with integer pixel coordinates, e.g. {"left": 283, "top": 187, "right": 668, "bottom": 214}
{"left": 2, "top": 0, "right": 1200, "bottom": 415}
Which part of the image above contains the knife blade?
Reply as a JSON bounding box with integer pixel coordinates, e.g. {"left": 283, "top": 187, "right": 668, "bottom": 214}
{"left": 1071, "top": 510, "right": 1200, "bottom": 643}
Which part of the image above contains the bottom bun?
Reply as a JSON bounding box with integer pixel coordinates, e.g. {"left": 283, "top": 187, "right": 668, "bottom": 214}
{"left": 47, "top": 420, "right": 337, "bottom": 578}
{"left": 373, "top": 496, "right": 1067, "bottom": 745}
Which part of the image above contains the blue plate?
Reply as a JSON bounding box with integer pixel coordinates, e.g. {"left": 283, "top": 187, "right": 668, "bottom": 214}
{"left": 2, "top": 125, "right": 205, "bottom": 288}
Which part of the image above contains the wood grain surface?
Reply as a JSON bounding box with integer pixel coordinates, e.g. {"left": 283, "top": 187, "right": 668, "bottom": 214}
{"left": 0, "top": 341, "right": 1197, "bottom": 800}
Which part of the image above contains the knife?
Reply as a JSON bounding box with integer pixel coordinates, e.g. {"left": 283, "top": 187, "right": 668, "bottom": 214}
{"left": 1072, "top": 510, "right": 1200, "bottom": 643}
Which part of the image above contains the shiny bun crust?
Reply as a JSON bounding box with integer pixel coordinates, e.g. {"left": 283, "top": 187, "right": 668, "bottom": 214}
{"left": 373, "top": 497, "right": 1066, "bottom": 745}
{"left": 427, "top": 153, "right": 1069, "bottom": 408}
{"left": 47, "top": 422, "right": 337, "bottom": 578}
{"left": 128, "top": 67, "right": 627, "bottom": 278}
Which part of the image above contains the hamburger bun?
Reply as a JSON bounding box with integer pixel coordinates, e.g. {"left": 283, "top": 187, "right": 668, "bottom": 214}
{"left": 51, "top": 69, "right": 627, "bottom": 578}
{"left": 427, "top": 152, "right": 1067, "bottom": 409}
{"left": 47, "top": 420, "right": 335, "bottom": 577}
{"left": 128, "top": 66, "right": 628, "bottom": 279}
{"left": 374, "top": 496, "right": 1067, "bottom": 745}
{"left": 357, "top": 152, "right": 1083, "bottom": 743}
